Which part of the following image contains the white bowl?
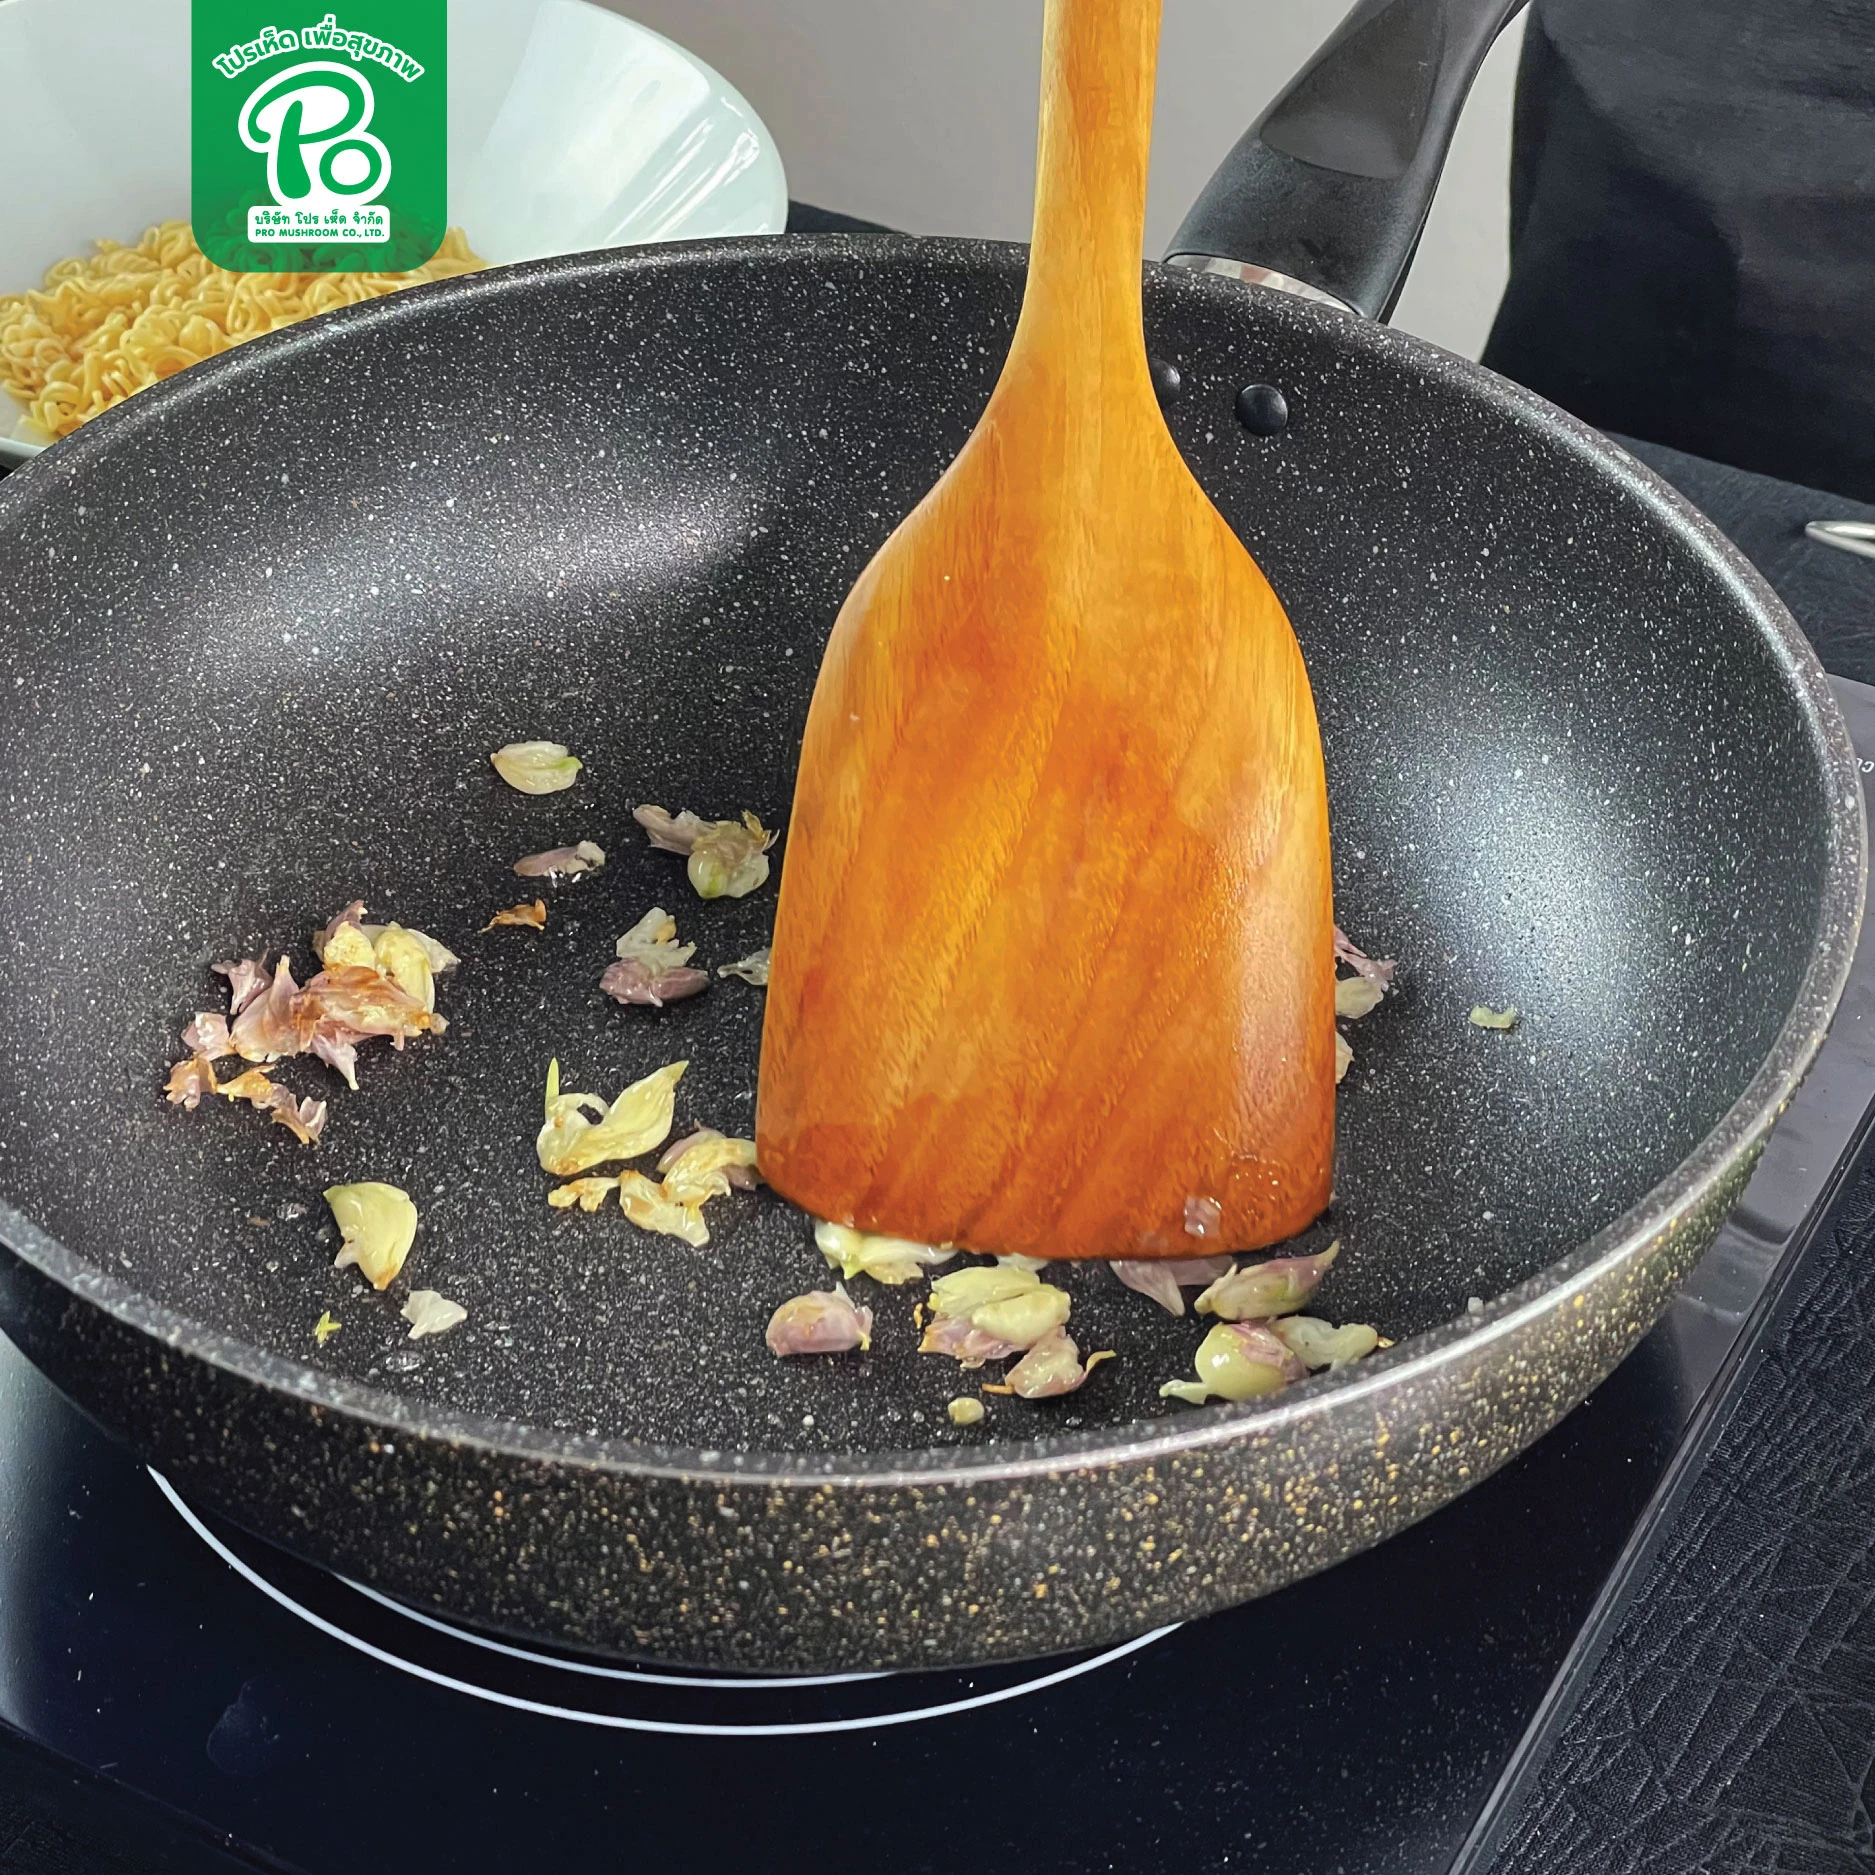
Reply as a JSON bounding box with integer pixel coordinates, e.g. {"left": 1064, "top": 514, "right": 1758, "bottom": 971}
{"left": 0, "top": 0, "right": 787, "bottom": 463}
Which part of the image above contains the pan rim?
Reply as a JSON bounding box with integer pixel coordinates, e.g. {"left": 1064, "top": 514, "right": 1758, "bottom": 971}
{"left": 0, "top": 234, "right": 1863, "bottom": 1490}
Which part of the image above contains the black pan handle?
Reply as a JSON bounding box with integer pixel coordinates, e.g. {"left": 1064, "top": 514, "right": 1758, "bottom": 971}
{"left": 1164, "top": 0, "right": 1528, "bottom": 320}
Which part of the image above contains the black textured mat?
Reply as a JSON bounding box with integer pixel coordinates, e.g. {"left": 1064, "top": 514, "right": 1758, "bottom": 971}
{"left": 1479, "top": 1162, "right": 1875, "bottom": 1872}
{"left": 0, "top": 1724, "right": 276, "bottom": 1874}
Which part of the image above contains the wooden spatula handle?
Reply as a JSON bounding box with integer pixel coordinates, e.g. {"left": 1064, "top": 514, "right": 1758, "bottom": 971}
{"left": 1017, "top": 0, "right": 1163, "bottom": 388}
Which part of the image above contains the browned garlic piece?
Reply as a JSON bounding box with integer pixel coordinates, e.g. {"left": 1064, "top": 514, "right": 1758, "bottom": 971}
{"left": 547, "top": 1177, "right": 621, "bottom": 1212}
{"left": 615, "top": 1171, "right": 712, "bottom": 1246}
{"left": 483, "top": 899, "right": 547, "bottom": 932}
{"left": 163, "top": 1056, "right": 219, "bottom": 1110}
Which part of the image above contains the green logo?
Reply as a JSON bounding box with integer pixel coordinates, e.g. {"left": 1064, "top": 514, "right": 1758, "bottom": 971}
{"left": 192, "top": 2, "right": 446, "bottom": 273}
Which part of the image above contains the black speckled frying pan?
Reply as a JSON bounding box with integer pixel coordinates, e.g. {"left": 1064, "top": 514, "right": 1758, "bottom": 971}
{"left": 0, "top": 0, "right": 1860, "bottom": 1671}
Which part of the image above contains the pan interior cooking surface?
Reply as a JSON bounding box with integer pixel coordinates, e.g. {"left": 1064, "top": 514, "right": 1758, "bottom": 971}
{"left": 0, "top": 240, "right": 1835, "bottom": 1458}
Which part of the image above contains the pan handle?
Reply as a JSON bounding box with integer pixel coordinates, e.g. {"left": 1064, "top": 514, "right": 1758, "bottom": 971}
{"left": 1164, "top": 0, "right": 1528, "bottom": 320}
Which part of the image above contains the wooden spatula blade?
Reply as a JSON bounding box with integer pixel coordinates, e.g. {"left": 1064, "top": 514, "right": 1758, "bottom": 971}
{"left": 757, "top": 0, "right": 1335, "bottom": 1259}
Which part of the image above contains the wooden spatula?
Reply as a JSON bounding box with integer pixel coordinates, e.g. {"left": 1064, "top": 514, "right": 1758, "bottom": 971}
{"left": 757, "top": 0, "right": 1335, "bottom": 1261}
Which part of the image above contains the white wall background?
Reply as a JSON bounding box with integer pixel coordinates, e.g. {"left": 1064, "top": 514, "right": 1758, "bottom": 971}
{"left": 609, "top": 0, "right": 1526, "bottom": 361}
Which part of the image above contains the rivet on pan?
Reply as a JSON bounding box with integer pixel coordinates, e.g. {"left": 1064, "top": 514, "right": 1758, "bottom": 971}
{"left": 1236, "top": 383, "right": 1289, "bottom": 436}
{"left": 1149, "top": 357, "right": 1183, "bottom": 406}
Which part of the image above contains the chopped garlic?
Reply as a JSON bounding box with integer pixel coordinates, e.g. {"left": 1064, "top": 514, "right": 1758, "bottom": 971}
{"left": 214, "top": 1066, "right": 275, "bottom": 1103}
{"left": 1470, "top": 1004, "right": 1519, "bottom": 1030}
{"left": 603, "top": 907, "right": 710, "bottom": 1006}
{"left": 1335, "top": 1031, "right": 1354, "bottom": 1084}
{"left": 536, "top": 1058, "right": 684, "bottom": 1176}
{"left": 1275, "top": 1315, "right": 1380, "bottom": 1370}
{"left": 615, "top": 906, "right": 696, "bottom": 971}
{"left": 1003, "top": 1328, "right": 1113, "bottom": 1399}
{"left": 971, "top": 1285, "right": 1071, "bottom": 1347}
{"left": 225, "top": 956, "right": 303, "bottom": 1062}
{"left": 215, "top": 1066, "right": 327, "bottom": 1146}
{"left": 369, "top": 925, "right": 442, "bottom": 1010}
{"left": 815, "top": 1220, "right": 954, "bottom": 1285}
{"left": 312, "top": 902, "right": 458, "bottom": 979}
{"left": 995, "top": 1253, "right": 1049, "bottom": 1274}
{"left": 547, "top": 1125, "right": 756, "bottom": 1241}
{"left": 1335, "top": 974, "right": 1386, "bottom": 1020}
{"left": 358, "top": 921, "right": 460, "bottom": 980}
{"left": 634, "top": 805, "right": 777, "bottom": 898}
{"left": 171, "top": 906, "right": 454, "bottom": 1137}
{"left": 1160, "top": 1321, "right": 1307, "bottom": 1406}
{"left": 660, "top": 1132, "right": 761, "bottom": 1208}
{"left": 514, "top": 841, "right": 606, "bottom": 879}
{"left": 718, "top": 948, "right": 772, "bottom": 986}
{"left": 616, "top": 1170, "right": 712, "bottom": 1246}
{"left": 919, "top": 1314, "right": 1023, "bottom": 1367}
{"left": 180, "top": 1011, "right": 231, "bottom": 1059}
{"left": 1112, "top": 1256, "right": 1233, "bottom": 1317}
{"left": 658, "top": 1128, "right": 761, "bottom": 1191}
{"left": 313, "top": 903, "right": 375, "bottom": 968}
{"left": 483, "top": 899, "right": 547, "bottom": 932}
{"left": 602, "top": 958, "right": 709, "bottom": 1006}
{"left": 402, "top": 1290, "right": 467, "bottom": 1339}
{"left": 1333, "top": 926, "right": 1396, "bottom": 984}
{"left": 313, "top": 1310, "right": 341, "bottom": 1346}
{"left": 924, "top": 1263, "right": 1070, "bottom": 1358}
{"left": 1194, "top": 1243, "right": 1338, "bottom": 1321}
{"left": 491, "top": 740, "right": 582, "bottom": 794}
{"left": 548, "top": 1176, "right": 620, "bottom": 1212}
{"left": 928, "top": 1266, "right": 1043, "bottom": 1317}
{"left": 325, "top": 1182, "right": 417, "bottom": 1290}
{"left": 164, "top": 1056, "right": 219, "bottom": 1110}
{"left": 689, "top": 813, "right": 776, "bottom": 899}
{"left": 632, "top": 805, "right": 707, "bottom": 853}
{"left": 947, "top": 1396, "right": 986, "bottom": 1427}
{"left": 766, "top": 1284, "right": 873, "bottom": 1356}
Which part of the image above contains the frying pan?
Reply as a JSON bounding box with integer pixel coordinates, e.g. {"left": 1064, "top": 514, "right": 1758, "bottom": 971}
{"left": 0, "top": 0, "right": 1859, "bottom": 1673}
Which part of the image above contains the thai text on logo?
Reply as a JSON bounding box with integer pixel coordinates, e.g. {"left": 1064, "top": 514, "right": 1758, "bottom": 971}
{"left": 210, "top": 12, "right": 425, "bottom": 80}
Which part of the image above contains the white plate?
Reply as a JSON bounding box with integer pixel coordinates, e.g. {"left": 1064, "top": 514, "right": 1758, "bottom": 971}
{"left": 0, "top": 0, "right": 787, "bottom": 463}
